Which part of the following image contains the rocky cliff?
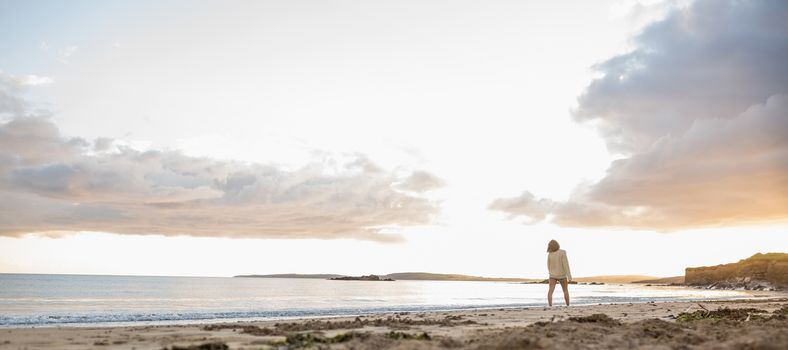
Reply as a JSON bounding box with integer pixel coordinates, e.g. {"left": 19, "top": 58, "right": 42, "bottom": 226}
{"left": 685, "top": 253, "right": 788, "bottom": 290}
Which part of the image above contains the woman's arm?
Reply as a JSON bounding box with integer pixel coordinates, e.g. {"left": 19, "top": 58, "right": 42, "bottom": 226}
{"left": 562, "top": 251, "right": 572, "bottom": 282}
{"left": 547, "top": 254, "right": 550, "bottom": 271}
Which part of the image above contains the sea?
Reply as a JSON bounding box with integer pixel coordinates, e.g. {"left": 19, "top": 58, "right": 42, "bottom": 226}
{"left": 0, "top": 273, "right": 760, "bottom": 328}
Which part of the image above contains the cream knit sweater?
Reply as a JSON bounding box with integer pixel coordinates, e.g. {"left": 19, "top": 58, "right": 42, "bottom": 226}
{"left": 547, "top": 249, "right": 572, "bottom": 281}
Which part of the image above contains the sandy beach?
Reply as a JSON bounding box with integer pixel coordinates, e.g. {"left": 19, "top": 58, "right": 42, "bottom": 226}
{"left": 2, "top": 296, "right": 786, "bottom": 350}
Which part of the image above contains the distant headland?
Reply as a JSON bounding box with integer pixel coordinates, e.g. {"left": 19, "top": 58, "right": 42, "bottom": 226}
{"left": 234, "top": 253, "right": 787, "bottom": 290}
{"left": 234, "top": 272, "right": 655, "bottom": 283}
{"left": 234, "top": 272, "right": 540, "bottom": 282}
{"left": 235, "top": 273, "right": 345, "bottom": 279}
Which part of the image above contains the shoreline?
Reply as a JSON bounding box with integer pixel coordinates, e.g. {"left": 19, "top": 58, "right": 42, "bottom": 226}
{"left": 1, "top": 296, "right": 786, "bottom": 349}
{"left": 3, "top": 291, "right": 782, "bottom": 330}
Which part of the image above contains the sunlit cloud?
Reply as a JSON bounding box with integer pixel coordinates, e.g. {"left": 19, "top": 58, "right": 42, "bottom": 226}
{"left": 0, "top": 72, "right": 442, "bottom": 242}
{"left": 491, "top": 0, "right": 788, "bottom": 231}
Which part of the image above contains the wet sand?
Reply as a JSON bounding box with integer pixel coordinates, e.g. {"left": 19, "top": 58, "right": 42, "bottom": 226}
{"left": 1, "top": 297, "right": 786, "bottom": 349}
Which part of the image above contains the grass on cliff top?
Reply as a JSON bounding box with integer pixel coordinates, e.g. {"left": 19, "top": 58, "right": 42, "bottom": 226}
{"left": 744, "top": 252, "right": 788, "bottom": 262}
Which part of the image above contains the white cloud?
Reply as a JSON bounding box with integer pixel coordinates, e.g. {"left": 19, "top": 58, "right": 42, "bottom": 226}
{"left": 17, "top": 75, "right": 54, "bottom": 86}
{"left": 395, "top": 170, "right": 445, "bottom": 193}
{"left": 58, "top": 45, "right": 78, "bottom": 63}
{"left": 0, "top": 71, "right": 54, "bottom": 118}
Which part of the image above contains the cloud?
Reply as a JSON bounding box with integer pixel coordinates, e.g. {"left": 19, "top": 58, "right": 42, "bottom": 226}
{"left": 0, "top": 71, "right": 54, "bottom": 120}
{"left": 395, "top": 170, "right": 446, "bottom": 193}
{"left": 17, "top": 75, "right": 54, "bottom": 86}
{"left": 0, "top": 71, "right": 32, "bottom": 117}
{"left": 576, "top": 0, "right": 788, "bottom": 153}
{"left": 0, "top": 72, "right": 442, "bottom": 242}
{"left": 491, "top": 0, "right": 788, "bottom": 231}
{"left": 58, "top": 45, "right": 78, "bottom": 63}
{"left": 488, "top": 191, "right": 555, "bottom": 223}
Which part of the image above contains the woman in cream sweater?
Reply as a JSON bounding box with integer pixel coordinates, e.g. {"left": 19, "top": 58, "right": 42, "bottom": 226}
{"left": 546, "top": 239, "right": 571, "bottom": 306}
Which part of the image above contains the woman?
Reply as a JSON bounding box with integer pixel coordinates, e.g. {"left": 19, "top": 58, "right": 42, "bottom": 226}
{"left": 546, "top": 239, "right": 571, "bottom": 306}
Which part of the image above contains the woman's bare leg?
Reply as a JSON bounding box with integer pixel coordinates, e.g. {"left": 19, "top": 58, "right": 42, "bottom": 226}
{"left": 547, "top": 278, "right": 556, "bottom": 306}
{"left": 559, "top": 279, "right": 570, "bottom": 306}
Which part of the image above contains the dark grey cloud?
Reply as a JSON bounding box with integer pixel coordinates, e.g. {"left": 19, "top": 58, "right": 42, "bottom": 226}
{"left": 0, "top": 72, "right": 443, "bottom": 242}
{"left": 491, "top": 0, "right": 788, "bottom": 231}
{"left": 576, "top": 0, "right": 788, "bottom": 153}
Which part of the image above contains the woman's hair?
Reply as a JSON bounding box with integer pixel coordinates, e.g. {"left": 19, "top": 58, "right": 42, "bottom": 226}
{"left": 547, "top": 239, "right": 560, "bottom": 253}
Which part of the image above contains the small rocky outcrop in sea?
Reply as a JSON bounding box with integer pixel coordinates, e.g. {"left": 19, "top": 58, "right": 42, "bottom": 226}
{"left": 329, "top": 274, "right": 395, "bottom": 281}
{"left": 695, "top": 278, "right": 779, "bottom": 291}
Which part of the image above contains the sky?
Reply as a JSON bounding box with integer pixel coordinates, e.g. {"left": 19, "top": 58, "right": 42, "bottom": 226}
{"left": 0, "top": 0, "right": 786, "bottom": 278}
